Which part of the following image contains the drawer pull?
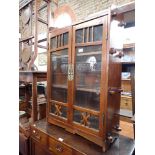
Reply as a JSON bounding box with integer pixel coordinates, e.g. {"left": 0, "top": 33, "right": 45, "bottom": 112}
{"left": 32, "top": 130, "right": 41, "bottom": 140}
{"left": 56, "top": 144, "right": 63, "bottom": 153}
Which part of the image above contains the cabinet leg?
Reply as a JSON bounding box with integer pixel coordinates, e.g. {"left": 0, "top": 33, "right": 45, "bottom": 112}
{"left": 102, "top": 144, "right": 106, "bottom": 152}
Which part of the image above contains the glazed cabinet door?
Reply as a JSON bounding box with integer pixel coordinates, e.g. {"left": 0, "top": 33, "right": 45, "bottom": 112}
{"left": 72, "top": 16, "right": 108, "bottom": 135}
{"left": 47, "top": 16, "right": 109, "bottom": 137}
{"left": 48, "top": 27, "right": 72, "bottom": 124}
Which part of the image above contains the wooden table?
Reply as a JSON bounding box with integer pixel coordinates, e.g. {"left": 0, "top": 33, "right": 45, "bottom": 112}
{"left": 31, "top": 119, "right": 135, "bottom": 155}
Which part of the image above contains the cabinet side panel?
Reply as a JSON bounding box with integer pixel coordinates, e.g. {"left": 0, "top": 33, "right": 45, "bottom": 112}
{"left": 107, "top": 56, "right": 122, "bottom": 135}
{"left": 19, "top": 133, "right": 29, "bottom": 155}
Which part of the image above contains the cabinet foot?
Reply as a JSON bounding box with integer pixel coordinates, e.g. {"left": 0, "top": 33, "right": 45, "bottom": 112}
{"left": 114, "top": 125, "right": 122, "bottom": 132}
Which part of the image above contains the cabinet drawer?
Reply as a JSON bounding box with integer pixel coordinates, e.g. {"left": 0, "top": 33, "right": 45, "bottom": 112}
{"left": 121, "top": 96, "right": 132, "bottom": 110}
{"left": 31, "top": 127, "right": 47, "bottom": 146}
{"left": 49, "top": 138, "right": 72, "bottom": 155}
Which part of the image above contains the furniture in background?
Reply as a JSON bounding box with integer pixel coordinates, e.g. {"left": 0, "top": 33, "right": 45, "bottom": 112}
{"left": 111, "top": 4, "right": 135, "bottom": 137}
{"left": 19, "top": 0, "right": 51, "bottom": 70}
{"left": 19, "top": 0, "right": 51, "bottom": 154}
{"left": 19, "top": 71, "right": 47, "bottom": 155}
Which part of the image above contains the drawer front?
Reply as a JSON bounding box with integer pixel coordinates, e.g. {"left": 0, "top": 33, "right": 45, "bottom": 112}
{"left": 31, "top": 127, "right": 47, "bottom": 146}
{"left": 49, "top": 138, "right": 72, "bottom": 155}
{"left": 121, "top": 97, "right": 132, "bottom": 110}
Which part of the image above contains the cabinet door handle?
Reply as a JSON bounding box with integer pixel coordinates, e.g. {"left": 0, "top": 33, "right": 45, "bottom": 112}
{"left": 68, "top": 64, "right": 74, "bottom": 81}
{"left": 56, "top": 144, "right": 63, "bottom": 153}
{"left": 108, "top": 90, "right": 115, "bottom": 95}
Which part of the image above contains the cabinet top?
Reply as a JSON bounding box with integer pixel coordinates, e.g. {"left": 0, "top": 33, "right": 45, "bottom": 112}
{"left": 19, "top": 71, "right": 47, "bottom": 82}
{"left": 32, "top": 119, "right": 135, "bottom": 155}
{"left": 19, "top": 71, "right": 47, "bottom": 74}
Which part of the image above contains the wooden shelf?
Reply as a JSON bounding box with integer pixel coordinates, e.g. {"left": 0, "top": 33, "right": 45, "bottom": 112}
{"left": 76, "top": 51, "right": 101, "bottom": 56}
{"left": 121, "top": 95, "right": 132, "bottom": 99}
{"left": 121, "top": 78, "right": 131, "bottom": 81}
{"left": 19, "top": 99, "right": 26, "bottom": 103}
{"left": 123, "top": 43, "right": 135, "bottom": 49}
{"left": 121, "top": 91, "right": 132, "bottom": 96}
{"left": 76, "top": 87, "right": 100, "bottom": 93}
{"left": 121, "top": 61, "right": 135, "bottom": 65}
{"left": 76, "top": 70, "right": 101, "bottom": 73}
{"left": 52, "top": 84, "right": 100, "bottom": 93}
{"left": 119, "top": 109, "right": 133, "bottom": 118}
{"left": 52, "top": 84, "right": 67, "bottom": 89}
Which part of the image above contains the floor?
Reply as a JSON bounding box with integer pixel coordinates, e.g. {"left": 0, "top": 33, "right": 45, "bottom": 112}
{"left": 119, "top": 120, "right": 134, "bottom": 139}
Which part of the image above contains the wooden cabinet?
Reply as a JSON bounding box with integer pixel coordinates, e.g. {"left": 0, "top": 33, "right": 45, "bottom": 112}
{"left": 30, "top": 119, "right": 135, "bottom": 155}
{"left": 19, "top": 71, "right": 47, "bottom": 155}
{"left": 31, "top": 124, "right": 73, "bottom": 155}
{"left": 19, "top": 71, "right": 47, "bottom": 122}
{"left": 47, "top": 11, "right": 122, "bottom": 152}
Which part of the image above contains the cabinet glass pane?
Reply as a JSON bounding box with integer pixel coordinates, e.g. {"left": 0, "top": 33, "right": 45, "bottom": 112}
{"left": 19, "top": 84, "right": 26, "bottom": 102}
{"left": 84, "top": 28, "right": 88, "bottom": 43}
{"left": 19, "top": 83, "right": 32, "bottom": 112}
{"left": 63, "top": 32, "right": 68, "bottom": 45}
{"left": 51, "top": 37, "right": 57, "bottom": 49}
{"left": 75, "top": 91, "right": 100, "bottom": 110}
{"left": 57, "top": 35, "right": 61, "bottom": 47}
{"left": 51, "top": 103, "right": 67, "bottom": 119}
{"left": 75, "top": 45, "right": 102, "bottom": 111}
{"left": 37, "top": 81, "right": 47, "bottom": 120}
{"left": 26, "top": 84, "right": 32, "bottom": 110}
{"left": 76, "top": 29, "right": 83, "bottom": 43}
{"left": 73, "top": 110, "right": 99, "bottom": 130}
{"left": 89, "top": 27, "right": 92, "bottom": 42}
{"left": 51, "top": 49, "right": 68, "bottom": 103}
{"left": 51, "top": 87, "right": 67, "bottom": 103}
{"left": 93, "top": 24, "right": 103, "bottom": 41}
